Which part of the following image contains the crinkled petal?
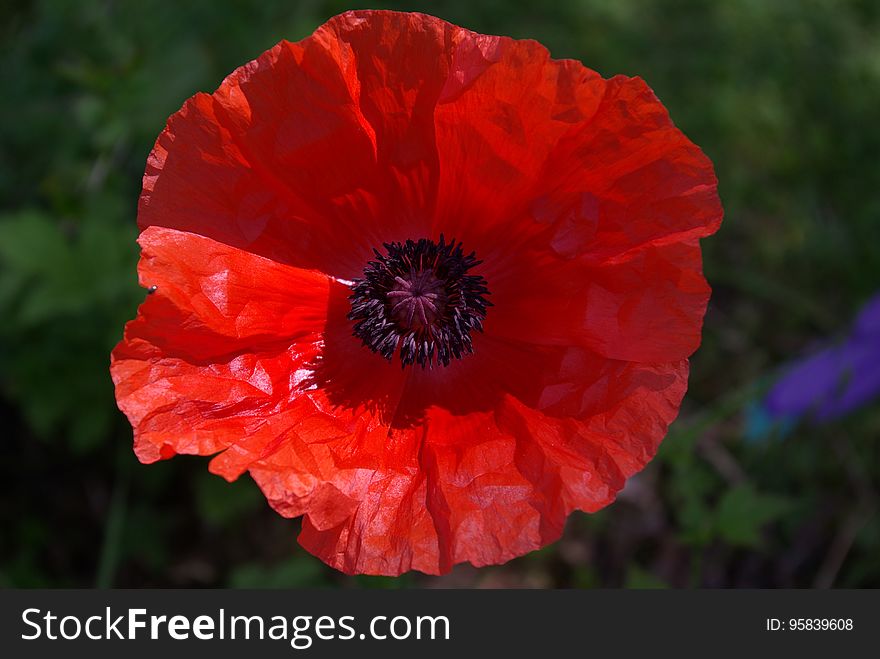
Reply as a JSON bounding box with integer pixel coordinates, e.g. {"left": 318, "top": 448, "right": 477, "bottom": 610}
{"left": 244, "top": 335, "right": 687, "bottom": 575}
{"left": 139, "top": 12, "right": 464, "bottom": 279}
{"left": 427, "top": 42, "right": 720, "bottom": 362}
{"left": 112, "top": 227, "right": 342, "bottom": 463}
{"left": 487, "top": 239, "right": 711, "bottom": 361}
{"left": 529, "top": 75, "right": 722, "bottom": 262}
{"left": 432, "top": 37, "right": 607, "bottom": 246}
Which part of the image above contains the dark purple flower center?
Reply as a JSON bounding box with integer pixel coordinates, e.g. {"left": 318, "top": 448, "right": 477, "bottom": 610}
{"left": 388, "top": 269, "right": 445, "bottom": 330}
{"left": 348, "top": 236, "right": 491, "bottom": 368}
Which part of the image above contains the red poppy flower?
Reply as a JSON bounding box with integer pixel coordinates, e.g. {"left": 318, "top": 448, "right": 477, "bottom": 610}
{"left": 111, "top": 10, "right": 722, "bottom": 576}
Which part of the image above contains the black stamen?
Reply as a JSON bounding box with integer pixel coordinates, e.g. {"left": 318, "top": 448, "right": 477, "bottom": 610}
{"left": 348, "top": 235, "right": 491, "bottom": 368}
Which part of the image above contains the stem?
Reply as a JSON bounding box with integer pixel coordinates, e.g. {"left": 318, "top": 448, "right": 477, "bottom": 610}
{"left": 95, "top": 446, "right": 130, "bottom": 588}
{"left": 689, "top": 546, "right": 705, "bottom": 588}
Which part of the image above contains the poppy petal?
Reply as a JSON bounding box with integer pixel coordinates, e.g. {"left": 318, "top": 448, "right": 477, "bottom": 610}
{"left": 111, "top": 226, "right": 332, "bottom": 462}
{"left": 531, "top": 75, "right": 722, "bottom": 262}
{"left": 488, "top": 240, "right": 711, "bottom": 361}
{"left": 244, "top": 336, "right": 687, "bottom": 575}
{"left": 432, "top": 37, "right": 607, "bottom": 246}
{"left": 140, "top": 12, "right": 467, "bottom": 279}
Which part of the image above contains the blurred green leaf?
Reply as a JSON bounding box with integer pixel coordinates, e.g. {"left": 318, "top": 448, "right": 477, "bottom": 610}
{"left": 122, "top": 504, "right": 172, "bottom": 572}
{"left": 353, "top": 574, "right": 417, "bottom": 589}
{"left": 229, "top": 557, "right": 328, "bottom": 589}
{"left": 195, "top": 472, "right": 263, "bottom": 528}
{"left": 714, "top": 484, "right": 793, "bottom": 548}
{"left": 624, "top": 566, "right": 669, "bottom": 589}
{"left": 572, "top": 566, "right": 599, "bottom": 589}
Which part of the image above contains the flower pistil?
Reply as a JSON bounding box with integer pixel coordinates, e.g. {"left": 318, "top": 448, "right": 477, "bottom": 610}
{"left": 348, "top": 236, "right": 491, "bottom": 368}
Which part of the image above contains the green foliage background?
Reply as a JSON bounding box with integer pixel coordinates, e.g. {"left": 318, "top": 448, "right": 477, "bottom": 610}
{"left": 1, "top": 0, "right": 878, "bottom": 587}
